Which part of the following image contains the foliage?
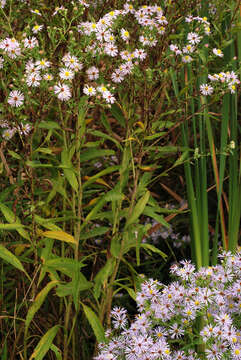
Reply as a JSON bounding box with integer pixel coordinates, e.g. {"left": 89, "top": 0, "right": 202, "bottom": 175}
{"left": 0, "top": 0, "right": 240, "bottom": 359}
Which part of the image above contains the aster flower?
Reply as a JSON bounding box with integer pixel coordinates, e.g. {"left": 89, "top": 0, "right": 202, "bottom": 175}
{"left": 187, "top": 32, "right": 201, "bottom": 44}
{"left": 54, "top": 83, "right": 71, "bottom": 101}
{"left": 8, "top": 90, "right": 24, "bottom": 107}
{"left": 200, "top": 84, "right": 214, "bottom": 96}
{"left": 7, "top": 46, "right": 21, "bottom": 59}
{"left": 35, "top": 59, "right": 51, "bottom": 70}
{"left": 183, "top": 44, "right": 195, "bottom": 53}
{"left": 32, "top": 24, "right": 44, "bottom": 33}
{"left": 43, "top": 73, "right": 53, "bottom": 81}
{"left": 31, "top": 9, "right": 42, "bottom": 16}
{"left": 26, "top": 73, "right": 42, "bottom": 87}
{"left": 53, "top": 6, "right": 65, "bottom": 16}
{"left": 59, "top": 68, "right": 75, "bottom": 80}
{"left": 120, "top": 28, "right": 130, "bottom": 41}
{"left": 134, "top": 48, "right": 147, "bottom": 60}
{"left": 213, "top": 48, "right": 223, "bottom": 57}
{"left": 111, "top": 71, "right": 124, "bottom": 83}
{"left": 182, "top": 55, "right": 193, "bottom": 63}
{"left": 83, "top": 85, "right": 96, "bottom": 96}
{"left": 2, "top": 128, "right": 16, "bottom": 140}
{"left": 1, "top": 0, "right": 6, "bottom": 8}
{"left": 23, "top": 37, "right": 39, "bottom": 49}
{"left": 18, "top": 123, "right": 32, "bottom": 136}
{"left": 86, "top": 66, "right": 99, "bottom": 81}
{"left": 104, "top": 43, "right": 118, "bottom": 57}
{"left": 102, "top": 91, "right": 116, "bottom": 104}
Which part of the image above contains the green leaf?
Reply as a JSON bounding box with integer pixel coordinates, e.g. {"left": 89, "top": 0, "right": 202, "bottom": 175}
{"left": 82, "top": 166, "right": 119, "bottom": 190}
{"left": 34, "top": 148, "right": 53, "bottom": 154}
{"left": 38, "top": 121, "right": 61, "bottom": 129}
{"left": 0, "top": 202, "right": 30, "bottom": 240}
{"left": 90, "top": 130, "right": 123, "bottom": 150}
{"left": 7, "top": 150, "right": 22, "bottom": 160}
{"left": 79, "top": 149, "right": 115, "bottom": 162}
{"left": 43, "top": 257, "right": 85, "bottom": 278}
{"left": 0, "top": 223, "right": 25, "bottom": 230}
{"left": 94, "top": 258, "right": 115, "bottom": 300}
{"left": 29, "top": 325, "right": 60, "bottom": 360}
{"left": 79, "top": 226, "right": 109, "bottom": 241}
{"left": 61, "top": 149, "right": 78, "bottom": 192}
{"left": 26, "top": 161, "right": 53, "bottom": 168}
{"left": 42, "top": 230, "right": 77, "bottom": 244}
{"left": 0, "top": 244, "right": 30, "bottom": 279}
{"left": 110, "top": 103, "right": 126, "bottom": 127}
{"left": 50, "top": 344, "right": 62, "bottom": 360}
{"left": 144, "top": 132, "right": 166, "bottom": 140}
{"left": 56, "top": 276, "right": 92, "bottom": 299}
{"left": 25, "top": 281, "right": 59, "bottom": 338}
{"left": 140, "top": 243, "right": 167, "bottom": 259}
{"left": 110, "top": 234, "right": 121, "bottom": 258}
{"left": 125, "top": 191, "right": 150, "bottom": 228}
{"left": 143, "top": 206, "right": 170, "bottom": 228}
{"left": 82, "top": 304, "right": 105, "bottom": 343}
{"left": 34, "top": 215, "right": 62, "bottom": 231}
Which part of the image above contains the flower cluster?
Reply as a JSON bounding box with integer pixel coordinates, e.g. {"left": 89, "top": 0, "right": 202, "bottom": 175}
{"left": 0, "top": 117, "right": 31, "bottom": 140}
{"left": 169, "top": 16, "right": 211, "bottom": 64}
{"left": 96, "top": 250, "right": 241, "bottom": 360}
{"left": 200, "top": 70, "right": 240, "bottom": 95}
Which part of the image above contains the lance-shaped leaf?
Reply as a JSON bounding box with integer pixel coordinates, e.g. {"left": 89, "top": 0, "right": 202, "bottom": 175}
{"left": 0, "top": 244, "right": 30, "bottom": 280}
{"left": 125, "top": 191, "right": 150, "bottom": 228}
{"left": 25, "top": 281, "right": 59, "bottom": 338}
{"left": 82, "top": 303, "right": 105, "bottom": 343}
{"left": 0, "top": 202, "right": 30, "bottom": 240}
{"left": 29, "top": 325, "right": 60, "bottom": 360}
{"left": 61, "top": 149, "right": 78, "bottom": 192}
{"left": 42, "top": 230, "right": 77, "bottom": 244}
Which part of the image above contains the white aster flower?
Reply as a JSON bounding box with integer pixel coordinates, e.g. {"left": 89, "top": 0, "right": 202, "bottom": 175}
{"left": 170, "top": 44, "right": 182, "bottom": 55}
{"left": 59, "top": 68, "right": 75, "bottom": 80}
{"left": 156, "top": 14, "right": 168, "bottom": 25}
{"left": 62, "top": 53, "right": 81, "bottom": 70}
{"left": 213, "top": 48, "right": 223, "bottom": 57}
{"left": 7, "top": 46, "right": 21, "bottom": 59}
{"left": 53, "top": 6, "right": 65, "bottom": 16}
{"left": 23, "top": 37, "right": 39, "bottom": 49}
{"left": 134, "top": 48, "right": 147, "bottom": 60}
{"left": 26, "top": 73, "right": 42, "bottom": 87}
{"left": 2, "top": 128, "right": 16, "bottom": 140}
{"left": 19, "top": 123, "right": 32, "bottom": 135}
{"left": 187, "top": 32, "right": 201, "bottom": 44}
{"left": 43, "top": 73, "right": 53, "bottom": 81}
{"left": 228, "top": 84, "right": 236, "bottom": 94}
{"left": 158, "top": 26, "right": 166, "bottom": 35}
{"left": 102, "top": 91, "right": 116, "bottom": 104}
{"left": 182, "top": 55, "right": 193, "bottom": 63}
{"left": 31, "top": 9, "right": 42, "bottom": 16}
{"left": 104, "top": 43, "right": 118, "bottom": 57}
{"left": 54, "top": 83, "right": 71, "bottom": 101}
{"left": 8, "top": 90, "right": 24, "bottom": 107}
{"left": 1, "top": 0, "right": 6, "bottom": 8}
{"left": 200, "top": 84, "right": 214, "bottom": 96}
{"left": 83, "top": 85, "right": 96, "bottom": 96}
{"left": 111, "top": 71, "right": 124, "bottom": 83}
{"left": 97, "top": 85, "right": 108, "bottom": 95}
{"left": 120, "top": 28, "right": 130, "bottom": 41}
{"left": 86, "top": 66, "right": 99, "bottom": 80}
{"left": 183, "top": 44, "right": 195, "bottom": 53}
{"left": 32, "top": 24, "right": 44, "bottom": 33}
{"left": 35, "top": 59, "right": 51, "bottom": 70}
